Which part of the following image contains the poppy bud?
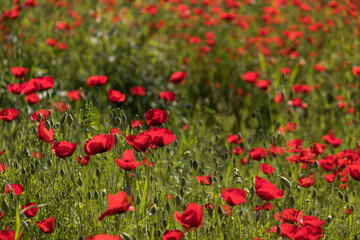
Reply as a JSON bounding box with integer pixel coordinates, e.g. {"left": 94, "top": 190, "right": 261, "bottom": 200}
{"left": 162, "top": 219, "right": 167, "bottom": 228}
{"left": 326, "top": 215, "right": 332, "bottom": 223}
{"left": 45, "top": 120, "right": 51, "bottom": 130}
{"left": 94, "top": 190, "right": 99, "bottom": 199}
{"left": 121, "top": 232, "right": 132, "bottom": 240}
{"left": 136, "top": 196, "right": 141, "bottom": 205}
{"left": 21, "top": 167, "right": 26, "bottom": 175}
{"left": 180, "top": 188, "right": 184, "bottom": 197}
{"left": 289, "top": 196, "right": 295, "bottom": 207}
{"left": 78, "top": 178, "right": 83, "bottom": 187}
{"left": 313, "top": 160, "right": 319, "bottom": 169}
{"left": 60, "top": 112, "right": 67, "bottom": 124}
{"left": 345, "top": 195, "right": 349, "bottom": 202}
{"left": 338, "top": 191, "right": 344, "bottom": 199}
{"left": 96, "top": 168, "right": 101, "bottom": 179}
{"left": 154, "top": 197, "right": 159, "bottom": 204}
{"left": 102, "top": 189, "right": 106, "bottom": 197}
{"left": 193, "top": 160, "right": 199, "bottom": 170}
{"left": 354, "top": 234, "right": 359, "bottom": 240}
{"left": 276, "top": 226, "right": 281, "bottom": 235}
{"left": 175, "top": 195, "right": 182, "bottom": 206}
{"left": 217, "top": 206, "right": 224, "bottom": 215}
{"left": 181, "top": 178, "right": 186, "bottom": 187}
{"left": 67, "top": 114, "right": 73, "bottom": 125}
{"left": 312, "top": 188, "right": 317, "bottom": 198}
{"left": 150, "top": 204, "right": 157, "bottom": 215}
{"left": 47, "top": 160, "right": 52, "bottom": 168}
{"left": 60, "top": 168, "right": 65, "bottom": 177}
{"left": 256, "top": 211, "right": 261, "bottom": 221}
{"left": 208, "top": 206, "right": 213, "bottom": 217}
{"left": 280, "top": 176, "right": 292, "bottom": 188}
{"left": 87, "top": 191, "right": 91, "bottom": 200}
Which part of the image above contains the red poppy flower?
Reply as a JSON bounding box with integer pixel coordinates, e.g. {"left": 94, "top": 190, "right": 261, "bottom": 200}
{"left": 196, "top": 175, "right": 213, "bottom": 185}
{"left": 110, "top": 128, "right": 122, "bottom": 136}
{"left": 46, "top": 38, "right": 57, "bottom": 47}
{"left": 312, "top": 142, "right": 326, "bottom": 154}
{"left": 24, "top": 0, "right": 38, "bottom": 7}
{"left": 36, "top": 216, "right": 55, "bottom": 234}
{"left": 115, "top": 150, "right": 144, "bottom": 171}
{"left": 274, "top": 92, "right": 283, "bottom": 103}
{"left": 31, "top": 76, "right": 54, "bottom": 91}
{"left": 227, "top": 135, "right": 243, "bottom": 144}
{"left": 131, "top": 120, "right": 144, "bottom": 128}
{"left": 269, "top": 146, "right": 284, "bottom": 156}
{"left": 33, "top": 152, "right": 44, "bottom": 159}
{"left": 108, "top": 89, "right": 126, "bottom": 103}
{"left": 255, "top": 80, "right": 271, "bottom": 91}
{"left": 5, "top": 184, "right": 24, "bottom": 195}
{"left": 280, "top": 68, "right": 291, "bottom": 75}
{"left": 260, "top": 163, "right": 275, "bottom": 174}
{"left": 243, "top": 72, "right": 259, "bottom": 82}
{"left": 130, "top": 86, "right": 146, "bottom": 96}
{"left": 87, "top": 75, "right": 108, "bottom": 86}
{"left": 37, "top": 121, "right": 54, "bottom": 143}
{"left": 56, "top": 102, "right": 68, "bottom": 112}
{"left": 0, "top": 108, "right": 19, "bottom": 122}
{"left": 255, "top": 202, "right": 273, "bottom": 211}
{"left": 255, "top": 176, "right": 284, "bottom": 201}
{"left": 7, "top": 83, "right": 23, "bottom": 94}
{"left": 52, "top": 141, "right": 77, "bottom": 159}
{"left": 125, "top": 133, "right": 152, "bottom": 152}
{"left": 145, "top": 109, "right": 169, "bottom": 126}
{"left": 288, "top": 98, "right": 307, "bottom": 108}
{"left": 0, "top": 230, "right": 24, "bottom": 240}
{"left": 314, "top": 64, "right": 326, "bottom": 72}
{"left": 86, "top": 234, "right": 123, "bottom": 240}
{"left": 22, "top": 203, "right": 38, "bottom": 218}
{"left": 25, "top": 93, "right": 40, "bottom": 105}
{"left": 347, "top": 164, "right": 360, "bottom": 181}
{"left": 174, "top": 203, "right": 203, "bottom": 229}
{"left": 353, "top": 66, "right": 360, "bottom": 76}
{"left": 250, "top": 147, "right": 268, "bottom": 160}
{"left": 298, "top": 177, "right": 315, "bottom": 188}
{"left": 163, "top": 230, "right": 184, "bottom": 240}
{"left": 67, "top": 90, "right": 82, "bottom": 101}
{"left": 159, "top": 91, "right": 176, "bottom": 102}
{"left": 147, "top": 127, "right": 176, "bottom": 147}
{"left": 30, "top": 109, "right": 51, "bottom": 122}
{"left": 344, "top": 208, "right": 352, "bottom": 216}
{"left": 322, "top": 134, "right": 342, "bottom": 148}
{"left": 275, "top": 209, "right": 303, "bottom": 224}
{"left": 0, "top": 164, "right": 8, "bottom": 173}
{"left": 221, "top": 188, "right": 247, "bottom": 206}
{"left": 10, "top": 66, "right": 28, "bottom": 78}
{"left": 169, "top": 71, "right": 186, "bottom": 84}
{"left": 84, "top": 134, "right": 115, "bottom": 156}
{"left": 77, "top": 155, "right": 90, "bottom": 166}
{"left": 98, "top": 191, "right": 134, "bottom": 221}
{"left": 231, "top": 146, "right": 244, "bottom": 155}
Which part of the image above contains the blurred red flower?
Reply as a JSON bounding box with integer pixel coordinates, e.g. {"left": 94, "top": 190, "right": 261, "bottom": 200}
{"left": 84, "top": 134, "right": 115, "bottom": 155}
{"left": 37, "top": 121, "right": 54, "bottom": 143}
{"left": 221, "top": 188, "right": 247, "bottom": 206}
{"left": 174, "top": 203, "right": 203, "bottom": 229}
{"left": 131, "top": 86, "right": 146, "bottom": 96}
{"left": 87, "top": 75, "right": 108, "bottom": 86}
{"left": 160, "top": 91, "right": 176, "bottom": 102}
{"left": 98, "top": 191, "right": 134, "bottom": 221}
{"left": 145, "top": 109, "right": 168, "bottom": 126}
{"left": 163, "top": 230, "right": 184, "bottom": 240}
{"left": 10, "top": 66, "right": 28, "bottom": 78}
{"left": 255, "top": 176, "right": 284, "bottom": 201}
{"left": 52, "top": 141, "right": 77, "bottom": 159}
{"left": 108, "top": 89, "right": 126, "bottom": 103}
{"left": 0, "top": 108, "right": 19, "bottom": 122}
{"left": 36, "top": 216, "right": 55, "bottom": 234}
{"left": 22, "top": 203, "right": 38, "bottom": 218}
{"left": 86, "top": 234, "right": 122, "bottom": 240}
{"left": 169, "top": 71, "right": 186, "bottom": 84}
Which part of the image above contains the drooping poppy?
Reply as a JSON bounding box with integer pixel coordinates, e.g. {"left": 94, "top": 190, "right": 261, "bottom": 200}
{"left": 162, "top": 230, "right": 184, "bottom": 240}
{"left": 115, "top": 150, "right": 144, "bottom": 171}
{"left": 52, "top": 141, "right": 77, "bottom": 159}
{"left": 98, "top": 191, "right": 134, "bottom": 221}
{"left": 174, "top": 203, "right": 203, "bottom": 229}
{"left": 37, "top": 121, "right": 54, "bottom": 143}
{"left": 108, "top": 89, "right": 125, "bottom": 103}
{"left": 22, "top": 203, "right": 38, "bottom": 218}
{"left": 84, "top": 134, "right": 115, "bottom": 155}
{"left": 0, "top": 108, "right": 19, "bottom": 122}
{"left": 36, "top": 216, "right": 55, "bottom": 234}
{"left": 145, "top": 109, "right": 169, "bottom": 126}
{"left": 221, "top": 188, "right": 247, "bottom": 206}
{"left": 255, "top": 176, "right": 284, "bottom": 201}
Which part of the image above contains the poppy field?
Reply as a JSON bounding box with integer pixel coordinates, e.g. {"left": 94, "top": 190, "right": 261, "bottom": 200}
{"left": 1, "top": 0, "right": 360, "bottom": 239}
